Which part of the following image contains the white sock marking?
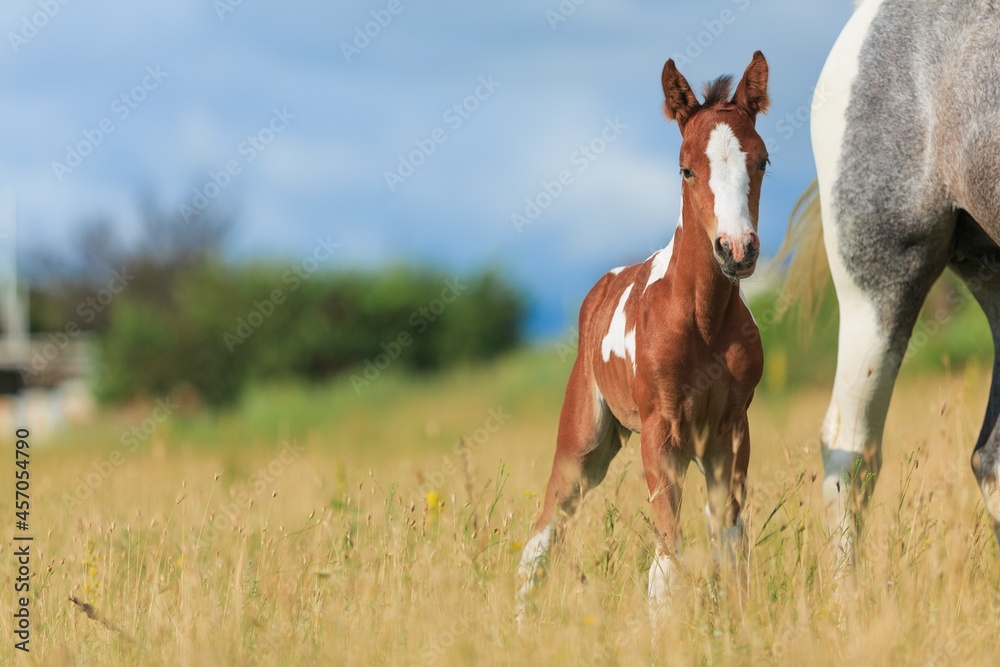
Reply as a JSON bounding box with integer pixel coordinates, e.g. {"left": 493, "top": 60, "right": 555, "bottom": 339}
{"left": 647, "top": 549, "right": 678, "bottom": 628}
{"left": 516, "top": 524, "right": 554, "bottom": 621}
{"left": 518, "top": 524, "right": 553, "bottom": 576}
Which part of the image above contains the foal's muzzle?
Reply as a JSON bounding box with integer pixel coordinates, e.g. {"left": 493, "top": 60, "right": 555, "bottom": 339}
{"left": 715, "top": 232, "right": 760, "bottom": 279}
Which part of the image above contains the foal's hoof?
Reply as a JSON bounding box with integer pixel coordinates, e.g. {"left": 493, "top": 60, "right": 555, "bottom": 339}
{"left": 514, "top": 592, "right": 537, "bottom": 629}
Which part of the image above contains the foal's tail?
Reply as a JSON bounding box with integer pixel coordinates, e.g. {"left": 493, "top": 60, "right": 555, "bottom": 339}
{"left": 772, "top": 179, "right": 831, "bottom": 326}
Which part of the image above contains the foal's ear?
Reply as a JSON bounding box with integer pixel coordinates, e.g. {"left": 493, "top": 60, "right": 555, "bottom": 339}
{"left": 732, "top": 51, "right": 770, "bottom": 119}
{"left": 661, "top": 59, "right": 699, "bottom": 132}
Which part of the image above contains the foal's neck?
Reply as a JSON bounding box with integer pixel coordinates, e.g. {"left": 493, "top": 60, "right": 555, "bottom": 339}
{"left": 671, "top": 203, "right": 740, "bottom": 339}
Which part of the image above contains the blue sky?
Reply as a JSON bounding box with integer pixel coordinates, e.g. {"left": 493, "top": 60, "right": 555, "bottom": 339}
{"left": 0, "top": 0, "right": 855, "bottom": 336}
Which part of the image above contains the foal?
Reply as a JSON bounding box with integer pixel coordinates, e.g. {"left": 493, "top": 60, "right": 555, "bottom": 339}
{"left": 517, "top": 53, "right": 769, "bottom": 625}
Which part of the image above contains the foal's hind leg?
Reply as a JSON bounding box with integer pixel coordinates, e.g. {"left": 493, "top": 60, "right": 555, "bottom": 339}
{"left": 516, "top": 361, "right": 626, "bottom": 620}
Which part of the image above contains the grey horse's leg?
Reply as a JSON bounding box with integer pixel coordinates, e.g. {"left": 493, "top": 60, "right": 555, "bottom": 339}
{"left": 808, "top": 0, "right": 958, "bottom": 565}
{"left": 817, "top": 189, "right": 954, "bottom": 565}
{"left": 951, "top": 213, "right": 1000, "bottom": 545}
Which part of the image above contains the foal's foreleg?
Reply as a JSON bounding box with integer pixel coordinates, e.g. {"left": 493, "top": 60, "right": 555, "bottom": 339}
{"left": 641, "top": 419, "right": 689, "bottom": 628}
{"left": 516, "top": 366, "right": 624, "bottom": 620}
{"left": 703, "top": 418, "right": 750, "bottom": 574}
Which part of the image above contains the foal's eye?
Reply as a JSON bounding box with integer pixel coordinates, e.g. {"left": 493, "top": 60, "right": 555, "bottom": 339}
{"left": 758, "top": 158, "right": 770, "bottom": 172}
{"left": 680, "top": 168, "right": 694, "bottom": 180}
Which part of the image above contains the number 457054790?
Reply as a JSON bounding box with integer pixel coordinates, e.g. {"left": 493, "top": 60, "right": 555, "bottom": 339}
{"left": 15, "top": 429, "right": 29, "bottom": 526}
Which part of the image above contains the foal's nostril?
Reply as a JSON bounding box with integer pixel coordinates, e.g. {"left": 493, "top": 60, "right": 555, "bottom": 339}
{"left": 715, "top": 238, "right": 730, "bottom": 258}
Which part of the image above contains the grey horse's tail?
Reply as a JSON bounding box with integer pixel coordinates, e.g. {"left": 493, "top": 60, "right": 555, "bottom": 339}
{"left": 771, "top": 0, "right": 859, "bottom": 322}
{"left": 771, "top": 179, "right": 831, "bottom": 326}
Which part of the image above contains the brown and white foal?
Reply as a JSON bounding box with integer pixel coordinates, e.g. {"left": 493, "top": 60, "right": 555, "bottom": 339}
{"left": 517, "top": 53, "right": 770, "bottom": 626}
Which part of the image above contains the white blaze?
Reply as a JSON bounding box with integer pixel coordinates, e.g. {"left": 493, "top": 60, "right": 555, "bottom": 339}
{"left": 706, "top": 123, "right": 753, "bottom": 241}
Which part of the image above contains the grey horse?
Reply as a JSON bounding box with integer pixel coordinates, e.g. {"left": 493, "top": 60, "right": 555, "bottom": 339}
{"left": 783, "top": 0, "right": 1000, "bottom": 562}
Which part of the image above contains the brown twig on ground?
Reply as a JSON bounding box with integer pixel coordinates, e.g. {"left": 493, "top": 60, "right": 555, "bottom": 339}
{"left": 68, "top": 595, "right": 134, "bottom": 643}
{"left": 639, "top": 511, "right": 666, "bottom": 552}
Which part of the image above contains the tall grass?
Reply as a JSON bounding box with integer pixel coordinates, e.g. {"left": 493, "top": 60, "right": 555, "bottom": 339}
{"left": 3, "top": 349, "right": 999, "bottom": 665}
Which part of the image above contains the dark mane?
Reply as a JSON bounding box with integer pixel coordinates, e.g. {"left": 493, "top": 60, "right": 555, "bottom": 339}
{"left": 702, "top": 75, "right": 734, "bottom": 108}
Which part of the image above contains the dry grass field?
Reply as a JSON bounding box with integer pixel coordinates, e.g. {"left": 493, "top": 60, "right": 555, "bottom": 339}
{"left": 3, "top": 348, "right": 999, "bottom": 666}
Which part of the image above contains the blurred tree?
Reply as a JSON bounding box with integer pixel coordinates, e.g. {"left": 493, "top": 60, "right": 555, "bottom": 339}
{"left": 28, "top": 199, "right": 527, "bottom": 406}
{"left": 25, "top": 199, "right": 231, "bottom": 332}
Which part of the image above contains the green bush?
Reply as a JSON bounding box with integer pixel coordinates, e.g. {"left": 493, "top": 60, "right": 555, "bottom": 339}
{"left": 93, "top": 263, "right": 526, "bottom": 406}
